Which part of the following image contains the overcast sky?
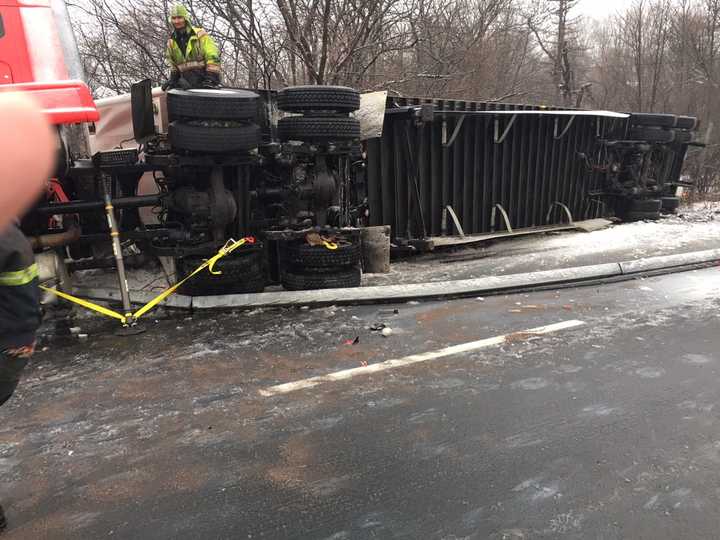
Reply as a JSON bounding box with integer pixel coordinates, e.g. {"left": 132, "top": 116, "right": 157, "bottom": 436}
{"left": 577, "top": 0, "right": 628, "bottom": 20}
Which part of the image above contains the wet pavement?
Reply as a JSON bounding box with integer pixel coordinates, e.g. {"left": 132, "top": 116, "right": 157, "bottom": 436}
{"left": 2, "top": 267, "right": 720, "bottom": 539}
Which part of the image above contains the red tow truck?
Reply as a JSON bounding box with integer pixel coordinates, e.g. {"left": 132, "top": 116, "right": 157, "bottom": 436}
{"left": 0, "top": 0, "right": 104, "bottom": 292}
{"left": 0, "top": 0, "right": 97, "bottom": 123}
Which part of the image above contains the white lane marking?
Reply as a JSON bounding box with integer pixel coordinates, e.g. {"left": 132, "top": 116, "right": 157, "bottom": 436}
{"left": 259, "top": 319, "right": 586, "bottom": 397}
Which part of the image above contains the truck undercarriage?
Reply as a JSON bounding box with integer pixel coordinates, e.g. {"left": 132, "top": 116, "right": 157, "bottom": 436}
{"left": 21, "top": 82, "right": 703, "bottom": 297}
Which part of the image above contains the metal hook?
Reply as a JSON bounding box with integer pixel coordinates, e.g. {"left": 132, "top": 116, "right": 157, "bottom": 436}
{"left": 546, "top": 202, "right": 575, "bottom": 225}
{"left": 494, "top": 114, "right": 518, "bottom": 144}
{"left": 443, "top": 116, "right": 466, "bottom": 148}
{"left": 554, "top": 115, "right": 577, "bottom": 140}
{"left": 490, "top": 204, "right": 513, "bottom": 233}
{"left": 441, "top": 205, "right": 465, "bottom": 237}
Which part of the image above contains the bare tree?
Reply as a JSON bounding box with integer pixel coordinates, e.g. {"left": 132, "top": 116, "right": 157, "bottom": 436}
{"left": 526, "top": 0, "right": 589, "bottom": 106}
{"left": 269, "top": 0, "right": 415, "bottom": 85}
{"left": 614, "top": 0, "right": 672, "bottom": 112}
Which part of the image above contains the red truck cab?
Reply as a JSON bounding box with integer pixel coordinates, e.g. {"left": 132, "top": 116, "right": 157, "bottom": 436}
{"left": 0, "top": 0, "right": 98, "bottom": 124}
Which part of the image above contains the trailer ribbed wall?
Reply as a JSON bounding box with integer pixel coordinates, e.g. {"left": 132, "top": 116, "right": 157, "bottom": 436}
{"left": 365, "top": 98, "right": 626, "bottom": 239}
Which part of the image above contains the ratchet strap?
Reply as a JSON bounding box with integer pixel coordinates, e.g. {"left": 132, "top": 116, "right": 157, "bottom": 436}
{"left": 41, "top": 237, "right": 255, "bottom": 325}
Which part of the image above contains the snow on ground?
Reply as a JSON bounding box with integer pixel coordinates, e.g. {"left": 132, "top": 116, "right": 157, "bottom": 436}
{"left": 73, "top": 261, "right": 172, "bottom": 292}
{"left": 363, "top": 204, "right": 720, "bottom": 286}
{"left": 501, "top": 208, "right": 720, "bottom": 262}
{"left": 688, "top": 200, "right": 720, "bottom": 217}
{"left": 66, "top": 204, "right": 720, "bottom": 292}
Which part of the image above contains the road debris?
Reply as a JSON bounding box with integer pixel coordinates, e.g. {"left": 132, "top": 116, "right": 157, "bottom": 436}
{"left": 294, "top": 325, "right": 310, "bottom": 340}
{"left": 381, "top": 327, "right": 393, "bottom": 337}
{"left": 508, "top": 304, "right": 545, "bottom": 314}
{"left": 344, "top": 336, "right": 360, "bottom": 345}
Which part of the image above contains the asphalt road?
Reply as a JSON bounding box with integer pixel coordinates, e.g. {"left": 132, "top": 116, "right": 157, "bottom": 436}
{"left": 2, "top": 267, "right": 720, "bottom": 539}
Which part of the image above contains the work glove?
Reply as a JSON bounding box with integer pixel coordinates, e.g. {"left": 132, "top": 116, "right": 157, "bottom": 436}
{"left": 202, "top": 71, "right": 221, "bottom": 89}
{"left": 162, "top": 70, "right": 181, "bottom": 91}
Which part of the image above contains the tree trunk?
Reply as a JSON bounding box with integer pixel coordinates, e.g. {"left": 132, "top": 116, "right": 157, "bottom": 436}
{"left": 246, "top": 0, "right": 258, "bottom": 88}
{"left": 555, "top": 0, "right": 566, "bottom": 105}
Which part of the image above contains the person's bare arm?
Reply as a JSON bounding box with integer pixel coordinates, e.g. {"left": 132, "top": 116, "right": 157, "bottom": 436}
{"left": 0, "top": 92, "right": 54, "bottom": 230}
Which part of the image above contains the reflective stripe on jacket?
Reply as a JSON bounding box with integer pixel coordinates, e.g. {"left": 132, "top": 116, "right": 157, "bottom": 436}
{"left": 0, "top": 264, "right": 38, "bottom": 287}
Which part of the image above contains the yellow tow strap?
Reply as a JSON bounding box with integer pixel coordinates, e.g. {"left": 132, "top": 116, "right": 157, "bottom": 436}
{"left": 41, "top": 237, "right": 255, "bottom": 325}
{"left": 40, "top": 287, "right": 129, "bottom": 323}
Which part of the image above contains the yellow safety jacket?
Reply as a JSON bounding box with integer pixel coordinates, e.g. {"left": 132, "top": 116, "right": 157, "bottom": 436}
{"left": 166, "top": 26, "right": 220, "bottom": 76}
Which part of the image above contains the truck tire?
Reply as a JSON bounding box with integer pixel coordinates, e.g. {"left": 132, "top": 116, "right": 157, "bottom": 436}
{"left": 675, "top": 116, "right": 699, "bottom": 130}
{"left": 167, "top": 88, "right": 259, "bottom": 121}
{"left": 277, "top": 116, "right": 361, "bottom": 142}
{"left": 169, "top": 121, "right": 260, "bottom": 152}
{"left": 661, "top": 196, "right": 681, "bottom": 212}
{"left": 177, "top": 247, "right": 265, "bottom": 295}
{"left": 629, "top": 113, "right": 677, "bottom": 128}
{"left": 281, "top": 267, "right": 361, "bottom": 290}
{"left": 629, "top": 198, "right": 662, "bottom": 213}
{"left": 628, "top": 127, "right": 676, "bottom": 143}
{"left": 181, "top": 251, "right": 262, "bottom": 277}
{"left": 277, "top": 86, "right": 360, "bottom": 113}
{"left": 285, "top": 241, "right": 361, "bottom": 269}
{"left": 180, "top": 273, "right": 266, "bottom": 296}
{"left": 673, "top": 130, "right": 693, "bottom": 144}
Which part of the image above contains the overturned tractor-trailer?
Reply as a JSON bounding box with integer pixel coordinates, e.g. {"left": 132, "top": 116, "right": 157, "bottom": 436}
{"left": 23, "top": 82, "right": 702, "bottom": 295}
{"left": 368, "top": 98, "right": 700, "bottom": 246}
